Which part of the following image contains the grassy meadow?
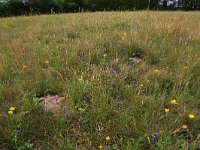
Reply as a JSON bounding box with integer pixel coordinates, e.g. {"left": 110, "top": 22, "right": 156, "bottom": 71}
{"left": 0, "top": 11, "right": 200, "bottom": 149}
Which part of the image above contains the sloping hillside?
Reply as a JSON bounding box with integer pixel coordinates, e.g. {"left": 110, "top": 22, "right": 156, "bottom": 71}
{"left": 0, "top": 12, "right": 200, "bottom": 149}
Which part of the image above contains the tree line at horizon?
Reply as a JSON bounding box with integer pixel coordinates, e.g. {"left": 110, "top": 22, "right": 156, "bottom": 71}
{"left": 0, "top": 0, "right": 200, "bottom": 17}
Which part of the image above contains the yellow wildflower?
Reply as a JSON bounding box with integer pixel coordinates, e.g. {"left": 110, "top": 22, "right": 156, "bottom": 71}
{"left": 182, "top": 125, "right": 188, "bottom": 129}
{"left": 153, "top": 69, "right": 160, "bottom": 73}
{"left": 140, "top": 84, "right": 144, "bottom": 87}
{"left": 99, "top": 145, "right": 103, "bottom": 149}
{"left": 170, "top": 99, "right": 178, "bottom": 105}
{"left": 45, "top": 60, "right": 49, "bottom": 64}
{"left": 188, "top": 114, "right": 195, "bottom": 119}
{"left": 8, "top": 111, "right": 13, "bottom": 115}
{"left": 164, "top": 108, "right": 170, "bottom": 113}
{"left": 9, "top": 107, "right": 15, "bottom": 111}
{"left": 105, "top": 136, "right": 110, "bottom": 141}
{"left": 78, "top": 108, "right": 85, "bottom": 112}
{"left": 123, "top": 32, "right": 127, "bottom": 37}
{"left": 103, "top": 53, "right": 107, "bottom": 57}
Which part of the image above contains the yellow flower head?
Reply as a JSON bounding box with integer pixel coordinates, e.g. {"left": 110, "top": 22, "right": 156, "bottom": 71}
{"left": 9, "top": 107, "right": 15, "bottom": 111}
{"left": 78, "top": 108, "right": 85, "bottom": 112}
{"left": 164, "top": 108, "right": 170, "bottom": 113}
{"left": 153, "top": 69, "right": 160, "bottom": 73}
{"left": 99, "top": 145, "right": 103, "bottom": 149}
{"left": 188, "top": 114, "right": 195, "bottom": 119}
{"left": 8, "top": 111, "right": 13, "bottom": 115}
{"left": 140, "top": 84, "right": 144, "bottom": 87}
{"left": 182, "top": 125, "right": 188, "bottom": 129}
{"left": 105, "top": 136, "right": 110, "bottom": 141}
{"left": 123, "top": 32, "right": 127, "bottom": 37}
{"left": 170, "top": 99, "right": 178, "bottom": 105}
{"left": 45, "top": 60, "right": 49, "bottom": 64}
{"left": 103, "top": 53, "right": 107, "bottom": 57}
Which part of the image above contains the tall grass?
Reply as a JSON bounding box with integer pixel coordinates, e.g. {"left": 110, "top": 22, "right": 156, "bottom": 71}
{"left": 0, "top": 11, "right": 200, "bottom": 149}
